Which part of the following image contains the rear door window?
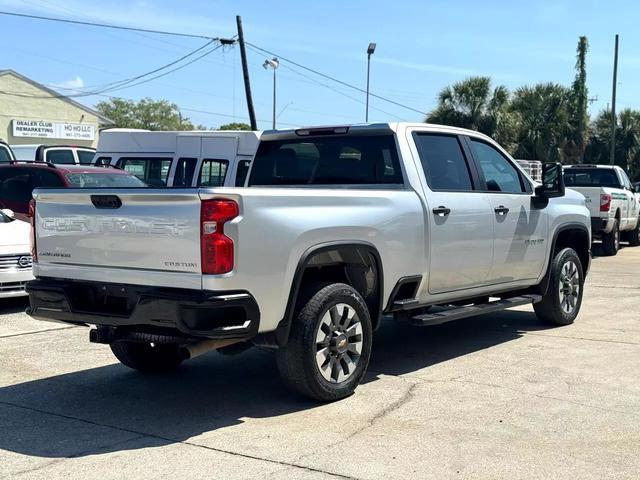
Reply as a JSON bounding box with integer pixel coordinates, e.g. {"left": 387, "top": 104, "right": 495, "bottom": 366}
{"left": 413, "top": 133, "right": 474, "bottom": 191}
{"left": 173, "top": 157, "right": 197, "bottom": 187}
{"left": 45, "top": 149, "right": 76, "bottom": 165}
{"left": 29, "top": 169, "right": 64, "bottom": 188}
{"left": 117, "top": 157, "right": 172, "bottom": 187}
{"left": 199, "top": 159, "right": 228, "bottom": 187}
{"left": 77, "top": 150, "right": 95, "bottom": 165}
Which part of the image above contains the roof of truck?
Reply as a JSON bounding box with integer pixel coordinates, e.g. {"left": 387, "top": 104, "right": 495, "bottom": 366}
{"left": 97, "top": 129, "right": 262, "bottom": 156}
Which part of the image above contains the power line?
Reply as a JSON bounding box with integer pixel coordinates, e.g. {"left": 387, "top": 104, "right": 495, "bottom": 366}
{"left": 0, "top": 10, "right": 216, "bottom": 40}
{"left": 246, "top": 42, "right": 427, "bottom": 117}
{"left": 0, "top": 42, "right": 227, "bottom": 99}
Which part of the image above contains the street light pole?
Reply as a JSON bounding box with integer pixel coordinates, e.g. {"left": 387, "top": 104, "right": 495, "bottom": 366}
{"left": 610, "top": 34, "right": 619, "bottom": 166}
{"left": 263, "top": 57, "right": 279, "bottom": 129}
{"left": 366, "top": 42, "right": 376, "bottom": 122}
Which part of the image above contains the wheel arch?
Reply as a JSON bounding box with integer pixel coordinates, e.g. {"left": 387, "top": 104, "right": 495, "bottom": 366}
{"left": 536, "top": 223, "right": 591, "bottom": 295}
{"left": 258, "top": 241, "right": 383, "bottom": 348}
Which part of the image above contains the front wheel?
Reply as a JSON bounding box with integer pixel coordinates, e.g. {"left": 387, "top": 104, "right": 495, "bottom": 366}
{"left": 602, "top": 219, "right": 620, "bottom": 255}
{"left": 110, "top": 341, "right": 184, "bottom": 372}
{"left": 276, "top": 283, "right": 373, "bottom": 401}
{"left": 534, "top": 247, "right": 584, "bottom": 326}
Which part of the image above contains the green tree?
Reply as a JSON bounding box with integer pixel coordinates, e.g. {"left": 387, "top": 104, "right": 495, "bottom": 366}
{"left": 567, "top": 36, "right": 590, "bottom": 164}
{"left": 426, "top": 76, "right": 515, "bottom": 147}
{"left": 96, "top": 97, "right": 198, "bottom": 131}
{"left": 586, "top": 109, "right": 640, "bottom": 180}
{"left": 218, "top": 122, "right": 251, "bottom": 131}
{"left": 510, "top": 83, "right": 572, "bottom": 163}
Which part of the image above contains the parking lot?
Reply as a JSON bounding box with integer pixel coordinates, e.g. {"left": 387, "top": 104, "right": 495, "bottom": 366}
{"left": 0, "top": 246, "right": 638, "bottom": 479}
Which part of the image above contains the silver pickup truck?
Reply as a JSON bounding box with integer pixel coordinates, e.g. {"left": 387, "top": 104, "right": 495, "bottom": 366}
{"left": 26, "top": 123, "right": 591, "bottom": 401}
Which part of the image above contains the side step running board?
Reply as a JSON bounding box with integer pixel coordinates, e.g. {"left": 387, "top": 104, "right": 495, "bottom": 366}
{"left": 410, "top": 294, "right": 542, "bottom": 327}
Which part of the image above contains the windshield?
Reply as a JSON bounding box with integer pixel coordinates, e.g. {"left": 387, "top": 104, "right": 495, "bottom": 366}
{"left": 64, "top": 172, "right": 147, "bottom": 188}
{"left": 564, "top": 168, "right": 622, "bottom": 188}
{"left": 0, "top": 146, "right": 12, "bottom": 163}
{"left": 0, "top": 210, "right": 13, "bottom": 223}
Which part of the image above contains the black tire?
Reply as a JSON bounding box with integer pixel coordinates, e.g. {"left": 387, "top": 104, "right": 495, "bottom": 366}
{"left": 534, "top": 247, "right": 584, "bottom": 326}
{"left": 110, "top": 341, "right": 184, "bottom": 372}
{"left": 626, "top": 218, "right": 640, "bottom": 246}
{"left": 276, "top": 283, "right": 373, "bottom": 401}
{"left": 602, "top": 219, "right": 620, "bottom": 256}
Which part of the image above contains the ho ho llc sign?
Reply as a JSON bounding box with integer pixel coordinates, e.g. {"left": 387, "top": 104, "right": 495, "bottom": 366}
{"left": 12, "top": 119, "right": 95, "bottom": 141}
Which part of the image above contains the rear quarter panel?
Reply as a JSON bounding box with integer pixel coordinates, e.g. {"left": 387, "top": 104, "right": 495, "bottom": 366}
{"left": 200, "top": 188, "right": 426, "bottom": 332}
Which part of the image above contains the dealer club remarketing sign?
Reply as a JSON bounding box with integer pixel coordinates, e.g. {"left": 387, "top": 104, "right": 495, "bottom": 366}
{"left": 12, "top": 119, "right": 95, "bottom": 141}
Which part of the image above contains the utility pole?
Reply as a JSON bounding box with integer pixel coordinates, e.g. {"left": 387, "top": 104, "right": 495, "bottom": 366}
{"left": 236, "top": 15, "right": 257, "bottom": 130}
{"left": 610, "top": 34, "right": 619, "bottom": 165}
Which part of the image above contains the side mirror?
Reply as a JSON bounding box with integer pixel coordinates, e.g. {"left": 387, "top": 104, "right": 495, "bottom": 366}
{"left": 1, "top": 208, "right": 15, "bottom": 219}
{"left": 535, "top": 162, "right": 565, "bottom": 199}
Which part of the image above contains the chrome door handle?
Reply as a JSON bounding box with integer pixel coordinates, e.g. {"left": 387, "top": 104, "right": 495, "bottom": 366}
{"left": 494, "top": 205, "right": 509, "bottom": 215}
{"left": 432, "top": 206, "right": 451, "bottom": 217}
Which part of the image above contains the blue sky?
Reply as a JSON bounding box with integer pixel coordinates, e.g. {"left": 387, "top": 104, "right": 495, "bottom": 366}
{"left": 0, "top": 0, "right": 638, "bottom": 129}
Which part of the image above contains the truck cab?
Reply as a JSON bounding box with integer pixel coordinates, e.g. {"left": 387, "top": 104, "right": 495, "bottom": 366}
{"left": 564, "top": 164, "right": 640, "bottom": 254}
{"left": 94, "top": 129, "right": 261, "bottom": 188}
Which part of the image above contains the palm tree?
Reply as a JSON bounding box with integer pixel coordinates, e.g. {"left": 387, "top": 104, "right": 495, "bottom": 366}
{"left": 426, "top": 76, "right": 515, "bottom": 148}
{"left": 569, "top": 36, "right": 589, "bottom": 163}
{"left": 510, "top": 83, "right": 572, "bottom": 163}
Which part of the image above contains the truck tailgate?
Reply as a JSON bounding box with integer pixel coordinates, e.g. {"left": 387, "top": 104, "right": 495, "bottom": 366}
{"left": 34, "top": 189, "right": 202, "bottom": 275}
{"left": 568, "top": 186, "right": 602, "bottom": 217}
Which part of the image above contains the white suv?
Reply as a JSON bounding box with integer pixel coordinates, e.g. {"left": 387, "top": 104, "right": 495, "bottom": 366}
{"left": 0, "top": 209, "right": 33, "bottom": 298}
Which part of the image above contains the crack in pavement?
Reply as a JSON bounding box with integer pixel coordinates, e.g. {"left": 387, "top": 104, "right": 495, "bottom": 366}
{"left": 0, "top": 326, "right": 78, "bottom": 340}
{"left": 518, "top": 331, "right": 640, "bottom": 346}
{"left": 0, "top": 400, "right": 360, "bottom": 480}
{"left": 450, "top": 378, "right": 637, "bottom": 416}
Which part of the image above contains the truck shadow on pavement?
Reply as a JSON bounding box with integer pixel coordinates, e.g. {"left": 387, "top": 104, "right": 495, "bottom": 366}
{"left": 0, "top": 309, "right": 553, "bottom": 460}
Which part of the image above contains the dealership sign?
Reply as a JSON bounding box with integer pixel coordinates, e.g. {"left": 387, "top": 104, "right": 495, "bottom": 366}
{"left": 12, "top": 119, "right": 95, "bottom": 140}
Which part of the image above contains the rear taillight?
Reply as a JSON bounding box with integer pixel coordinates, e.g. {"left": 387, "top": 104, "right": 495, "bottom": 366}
{"left": 600, "top": 193, "right": 612, "bottom": 212}
{"left": 29, "top": 199, "right": 37, "bottom": 262}
{"left": 200, "top": 199, "right": 239, "bottom": 274}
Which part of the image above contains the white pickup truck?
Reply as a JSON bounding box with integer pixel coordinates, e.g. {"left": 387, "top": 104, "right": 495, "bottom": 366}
{"left": 26, "top": 123, "right": 591, "bottom": 401}
{"left": 564, "top": 164, "right": 640, "bottom": 255}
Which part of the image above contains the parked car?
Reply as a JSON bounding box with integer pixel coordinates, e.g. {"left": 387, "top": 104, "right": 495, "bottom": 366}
{"left": 11, "top": 144, "right": 96, "bottom": 164}
{"left": 0, "top": 163, "right": 145, "bottom": 221}
{"left": 26, "top": 123, "right": 591, "bottom": 401}
{"left": 0, "top": 141, "right": 16, "bottom": 163}
{"left": 0, "top": 208, "right": 33, "bottom": 298}
{"left": 564, "top": 164, "right": 640, "bottom": 255}
{"left": 94, "top": 128, "right": 260, "bottom": 187}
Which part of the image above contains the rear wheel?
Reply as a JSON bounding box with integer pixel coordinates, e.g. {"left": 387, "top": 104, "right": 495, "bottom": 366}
{"left": 276, "top": 283, "right": 372, "bottom": 401}
{"left": 602, "top": 219, "right": 620, "bottom": 256}
{"left": 110, "top": 341, "right": 184, "bottom": 372}
{"left": 626, "top": 217, "right": 640, "bottom": 246}
{"left": 534, "top": 247, "right": 584, "bottom": 326}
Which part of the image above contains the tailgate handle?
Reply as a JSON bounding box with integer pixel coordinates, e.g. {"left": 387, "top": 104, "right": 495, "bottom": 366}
{"left": 91, "top": 195, "right": 122, "bottom": 209}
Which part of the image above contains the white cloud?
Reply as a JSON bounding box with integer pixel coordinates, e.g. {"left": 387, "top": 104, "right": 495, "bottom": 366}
{"left": 52, "top": 76, "right": 84, "bottom": 91}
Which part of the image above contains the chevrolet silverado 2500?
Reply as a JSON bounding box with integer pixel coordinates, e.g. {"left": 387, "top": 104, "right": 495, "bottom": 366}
{"left": 564, "top": 164, "right": 640, "bottom": 255}
{"left": 26, "top": 123, "right": 591, "bottom": 401}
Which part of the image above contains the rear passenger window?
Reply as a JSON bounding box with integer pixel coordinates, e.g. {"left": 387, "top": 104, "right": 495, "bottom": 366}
{"left": 77, "top": 150, "right": 95, "bottom": 165}
{"left": 0, "top": 170, "right": 32, "bottom": 203}
{"left": 117, "top": 157, "right": 172, "bottom": 187}
{"left": 470, "top": 140, "right": 524, "bottom": 193}
{"left": 235, "top": 160, "right": 251, "bottom": 187}
{"left": 173, "top": 158, "right": 197, "bottom": 187}
{"left": 199, "top": 159, "right": 228, "bottom": 187}
{"left": 413, "top": 133, "right": 474, "bottom": 191}
{"left": 45, "top": 149, "right": 75, "bottom": 165}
